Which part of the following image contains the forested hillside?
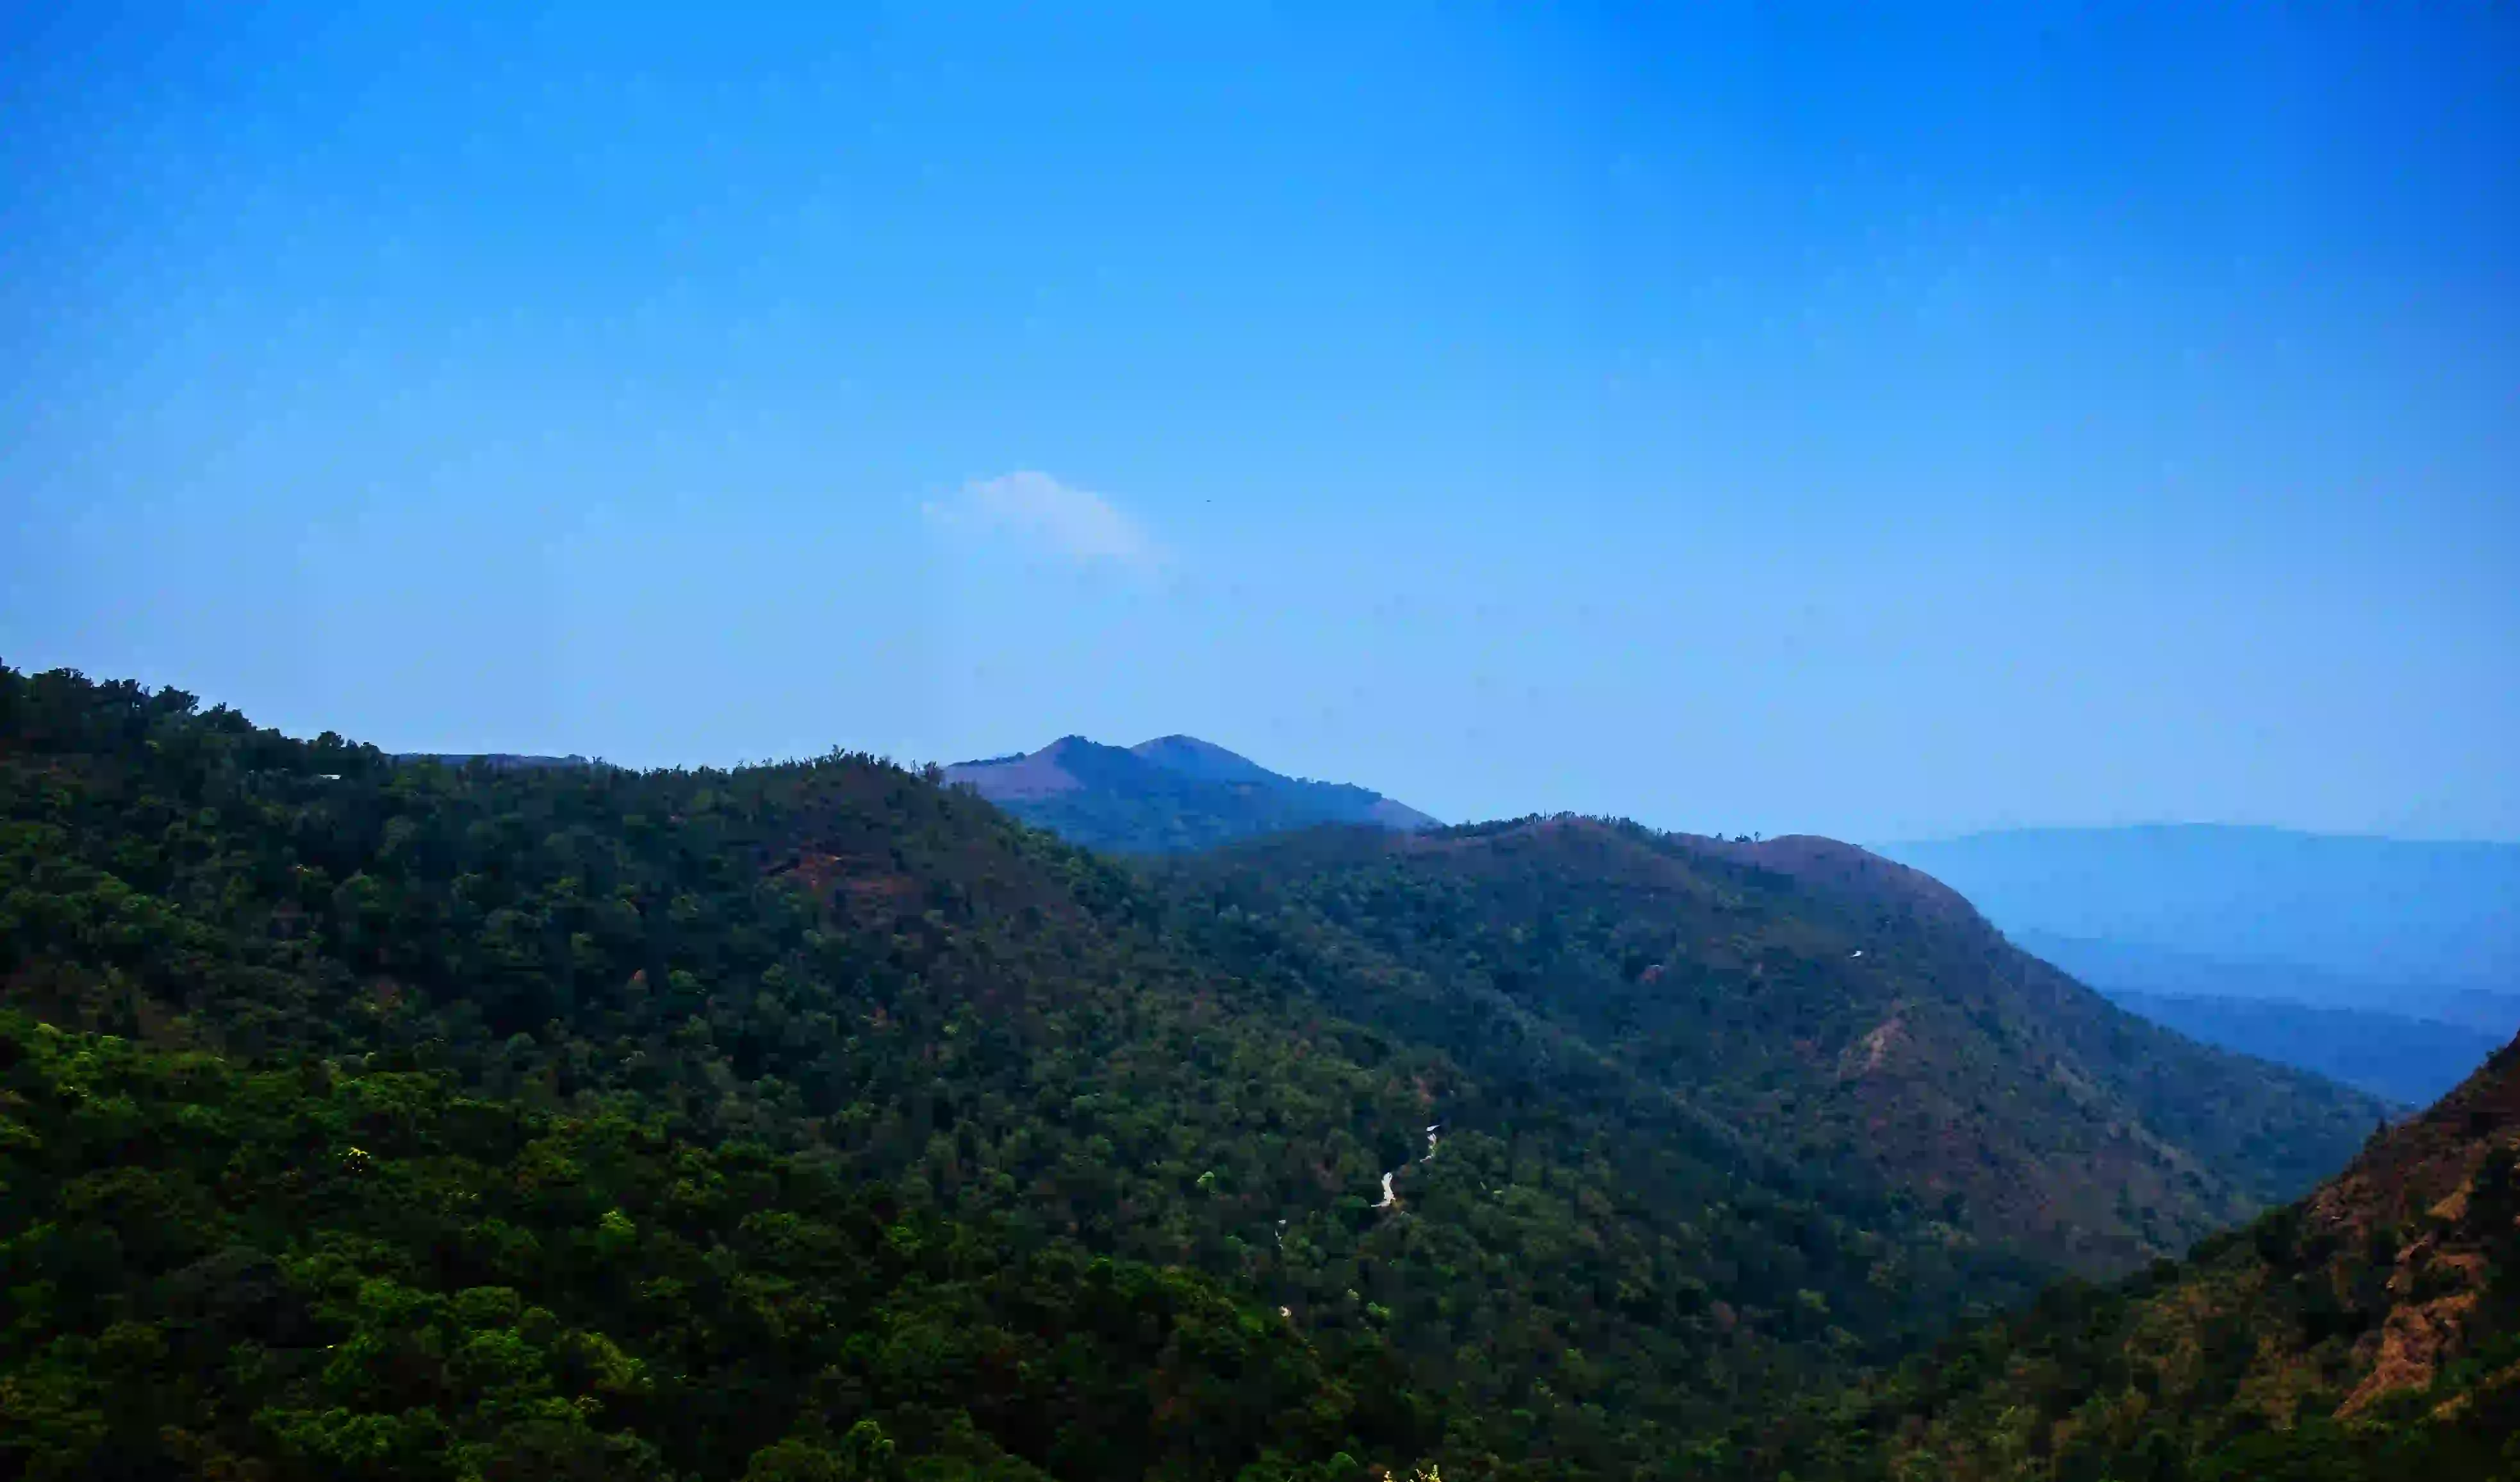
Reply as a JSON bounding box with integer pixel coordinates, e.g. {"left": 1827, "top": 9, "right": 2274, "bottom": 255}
{"left": 1154, "top": 821, "right": 2390, "bottom": 1273}
{"left": 0, "top": 666, "right": 2400, "bottom": 1478}
{"left": 0, "top": 666, "right": 2024, "bottom": 1478}
{"left": 1744, "top": 1033, "right": 2520, "bottom": 1480}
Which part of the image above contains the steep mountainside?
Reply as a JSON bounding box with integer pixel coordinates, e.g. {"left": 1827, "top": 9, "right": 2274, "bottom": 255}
{"left": 1753, "top": 1033, "right": 2520, "bottom": 1481}
{"left": 942, "top": 734, "right": 1437, "bottom": 853}
{"left": 1153, "top": 819, "right": 2391, "bottom": 1275}
{"left": 0, "top": 667, "right": 2043, "bottom": 1479}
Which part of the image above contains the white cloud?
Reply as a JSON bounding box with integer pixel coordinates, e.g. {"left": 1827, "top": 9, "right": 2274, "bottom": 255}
{"left": 925, "top": 471, "right": 1162, "bottom": 570}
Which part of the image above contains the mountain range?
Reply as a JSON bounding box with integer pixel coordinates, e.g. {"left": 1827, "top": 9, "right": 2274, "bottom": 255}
{"left": 2006, "top": 930, "right": 2520, "bottom": 1037}
{"left": 2096, "top": 987, "right": 2506, "bottom": 1110}
{"left": 942, "top": 733, "right": 1439, "bottom": 853}
{"left": 0, "top": 666, "right": 2482, "bottom": 1479}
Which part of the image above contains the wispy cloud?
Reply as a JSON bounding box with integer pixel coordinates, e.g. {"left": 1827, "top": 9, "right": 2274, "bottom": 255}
{"left": 925, "top": 471, "right": 1163, "bottom": 570}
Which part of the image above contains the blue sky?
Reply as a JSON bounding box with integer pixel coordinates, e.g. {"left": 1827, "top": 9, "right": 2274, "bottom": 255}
{"left": 3, "top": 1, "right": 2514, "bottom": 841}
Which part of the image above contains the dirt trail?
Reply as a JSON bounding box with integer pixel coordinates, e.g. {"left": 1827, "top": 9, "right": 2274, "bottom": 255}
{"left": 1374, "top": 1123, "right": 1442, "bottom": 1210}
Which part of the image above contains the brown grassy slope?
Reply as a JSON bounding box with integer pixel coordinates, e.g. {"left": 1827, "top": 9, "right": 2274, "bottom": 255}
{"left": 2304, "top": 1035, "right": 2520, "bottom": 1415}
{"left": 1799, "top": 1033, "right": 2520, "bottom": 1482}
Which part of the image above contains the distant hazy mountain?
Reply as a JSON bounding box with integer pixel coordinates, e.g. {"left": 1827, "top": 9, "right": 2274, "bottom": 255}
{"left": 941, "top": 733, "right": 1438, "bottom": 853}
{"left": 2097, "top": 989, "right": 2503, "bottom": 1107}
{"left": 1873, "top": 827, "right": 2520, "bottom": 1102}
{"left": 2009, "top": 928, "right": 2520, "bottom": 1034}
{"left": 1875, "top": 825, "right": 2520, "bottom": 995}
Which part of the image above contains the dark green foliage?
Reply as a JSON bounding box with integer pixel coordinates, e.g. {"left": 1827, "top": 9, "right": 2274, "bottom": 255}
{"left": 0, "top": 1012, "right": 1381, "bottom": 1480}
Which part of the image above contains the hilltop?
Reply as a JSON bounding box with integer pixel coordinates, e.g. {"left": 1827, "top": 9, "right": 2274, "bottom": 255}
{"left": 941, "top": 733, "right": 1437, "bottom": 853}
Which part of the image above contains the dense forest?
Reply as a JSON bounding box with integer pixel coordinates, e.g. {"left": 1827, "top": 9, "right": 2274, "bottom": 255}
{"left": 0, "top": 664, "right": 2452, "bottom": 1478}
{"left": 0, "top": 1009, "right": 1397, "bottom": 1481}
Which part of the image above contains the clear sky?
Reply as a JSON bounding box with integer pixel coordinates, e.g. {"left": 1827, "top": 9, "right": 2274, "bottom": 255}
{"left": 4, "top": 2, "right": 2514, "bottom": 841}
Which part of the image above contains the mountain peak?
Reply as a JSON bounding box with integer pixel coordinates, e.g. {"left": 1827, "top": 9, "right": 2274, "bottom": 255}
{"left": 1128, "top": 734, "right": 1278, "bottom": 786}
{"left": 944, "top": 732, "right": 1436, "bottom": 851}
